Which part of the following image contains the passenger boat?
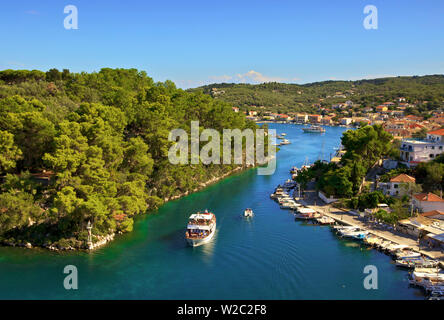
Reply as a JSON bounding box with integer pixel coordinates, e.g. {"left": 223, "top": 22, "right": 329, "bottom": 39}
{"left": 185, "top": 210, "right": 216, "bottom": 247}
{"left": 302, "top": 125, "right": 326, "bottom": 133}
{"left": 244, "top": 208, "right": 254, "bottom": 218}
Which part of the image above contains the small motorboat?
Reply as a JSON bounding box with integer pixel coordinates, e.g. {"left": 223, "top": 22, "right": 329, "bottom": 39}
{"left": 244, "top": 208, "right": 254, "bottom": 218}
{"left": 316, "top": 216, "right": 336, "bottom": 225}
{"left": 395, "top": 258, "right": 439, "bottom": 269}
{"left": 280, "top": 139, "right": 291, "bottom": 145}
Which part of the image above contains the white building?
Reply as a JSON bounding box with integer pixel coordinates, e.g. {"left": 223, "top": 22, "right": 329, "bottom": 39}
{"left": 379, "top": 174, "right": 416, "bottom": 197}
{"left": 399, "top": 129, "right": 444, "bottom": 167}
{"left": 340, "top": 118, "right": 353, "bottom": 125}
{"left": 294, "top": 113, "right": 308, "bottom": 123}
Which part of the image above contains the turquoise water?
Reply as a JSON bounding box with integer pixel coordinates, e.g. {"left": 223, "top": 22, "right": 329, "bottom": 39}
{"left": 0, "top": 124, "right": 423, "bottom": 299}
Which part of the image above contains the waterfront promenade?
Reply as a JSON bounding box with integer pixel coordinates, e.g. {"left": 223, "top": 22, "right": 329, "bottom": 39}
{"left": 298, "top": 186, "right": 444, "bottom": 262}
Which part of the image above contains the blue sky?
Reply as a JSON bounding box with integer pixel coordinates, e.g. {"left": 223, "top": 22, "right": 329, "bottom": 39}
{"left": 0, "top": 0, "right": 443, "bottom": 88}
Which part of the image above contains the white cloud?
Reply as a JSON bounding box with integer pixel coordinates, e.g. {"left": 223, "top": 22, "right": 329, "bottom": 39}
{"left": 209, "top": 70, "right": 300, "bottom": 84}
{"left": 175, "top": 70, "right": 300, "bottom": 89}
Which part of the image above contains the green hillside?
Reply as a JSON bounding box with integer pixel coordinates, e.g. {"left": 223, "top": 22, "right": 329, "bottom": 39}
{"left": 190, "top": 75, "right": 444, "bottom": 114}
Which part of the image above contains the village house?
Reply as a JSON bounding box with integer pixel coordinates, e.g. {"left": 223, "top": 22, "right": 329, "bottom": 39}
{"left": 339, "top": 118, "right": 352, "bottom": 126}
{"left": 275, "top": 114, "right": 291, "bottom": 121}
{"left": 412, "top": 193, "right": 444, "bottom": 213}
{"left": 232, "top": 107, "right": 239, "bottom": 113}
{"left": 308, "top": 114, "right": 322, "bottom": 123}
{"left": 294, "top": 113, "right": 308, "bottom": 123}
{"left": 321, "top": 116, "right": 333, "bottom": 125}
{"left": 376, "top": 105, "right": 388, "bottom": 113}
{"left": 391, "top": 110, "right": 404, "bottom": 118}
{"left": 405, "top": 115, "right": 423, "bottom": 122}
{"left": 378, "top": 174, "right": 416, "bottom": 197}
{"left": 399, "top": 129, "right": 444, "bottom": 166}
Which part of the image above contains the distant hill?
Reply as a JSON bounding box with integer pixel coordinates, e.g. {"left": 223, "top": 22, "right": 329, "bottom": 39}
{"left": 189, "top": 75, "right": 444, "bottom": 114}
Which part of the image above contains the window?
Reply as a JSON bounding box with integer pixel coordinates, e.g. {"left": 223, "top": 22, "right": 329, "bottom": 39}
{"left": 394, "top": 184, "right": 398, "bottom": 189}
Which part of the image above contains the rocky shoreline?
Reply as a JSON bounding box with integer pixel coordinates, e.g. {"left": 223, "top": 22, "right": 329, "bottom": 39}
{"left": 1, "top": 162, "right": 265, "bottom": 252}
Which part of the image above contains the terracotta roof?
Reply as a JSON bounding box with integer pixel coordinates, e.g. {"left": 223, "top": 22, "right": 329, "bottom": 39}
{"left": 413, "top": 193, "right": 444, "bottom": 202}
{"left": 390, "top": 174, "right": 416, "bottom": 183}
{"left": 421, "top": 210, "right": 444, "bottom": 217}
{"left": 427, "top": 129, "right": 444, "bottom": 136}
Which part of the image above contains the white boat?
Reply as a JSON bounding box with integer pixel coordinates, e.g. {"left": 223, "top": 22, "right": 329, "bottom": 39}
{"left": 290, "top": 166, "right": 299, "bottom": 174}
{"left": 270, "top": 187, "right": 285, "bottom": 199}
{"left": 186, "top": 210, "right": 216, "bottom": 247}
{"left": 395, "top": 258, "right": 439, "bottom": 269}
{"left": 316, "top": 216, "right": 336, "bottom": 225}
{"left": 280, "top": 200, "right": 299, "bottom": 209}
{"left": 244, "top": 208, "right": 254, "bottom": 217}
{"left": 280, "top": 139, "right": 291, "bottom": 145}
{"left": 394, "top": 249, "right": 421, "bottom": 260}
{"left": 277, "top": 196, "right": 293, "bottom": 204}
{"left": 294, "top": 207, "right": 319, "bottom": 220}
{"left": 281, "top": 133, "right": 287, "bottom": 136}
{"left": 335, "top": 226, "right": 362, "bottom": 236}
{"left": 341, "top": 230, "right": 369, "bottom": 240}
{"left": 302, "top": 125, "right": 326, "bottom": 133}
{"left": 282, "top": 179, "right": 296, "bottom": 188}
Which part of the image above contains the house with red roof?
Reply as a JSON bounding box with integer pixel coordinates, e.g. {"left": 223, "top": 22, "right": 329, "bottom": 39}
{"left": 412, "top": 193, "right": 444, "bottom": 213}
{"left": 427, "top": 128, "right": 444, "bottom": 142}
{"left": 376, "top": 105, "right": 388, "bottom": 113}
{"left": 308, "top": 114, "right": 322, "bottom": 123}
{"left": 421, "top": 210, "right": 444, "bottom": 220}
{"left": 379, "top": 174, "right": 416, "bottom": 197}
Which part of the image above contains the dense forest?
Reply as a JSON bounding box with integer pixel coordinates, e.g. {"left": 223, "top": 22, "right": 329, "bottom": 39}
{"left": 191, "top": 75, "right": 444, "bottom": 113}
{"left": 0, "top": 68, "right": 258, "bottom": 249}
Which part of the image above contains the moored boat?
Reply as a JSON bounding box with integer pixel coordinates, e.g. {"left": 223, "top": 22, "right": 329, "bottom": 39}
{"left": 294, "top": 207, "right": 319, "bottom": 220}
{"left": 316, "top": 216, "right": 336, "bottom": 225}
{"left": 395, "top": 258, "right": 439, "bottom": 269}
{"left": 186, "top": 210, "right": 216, "bottom": 247}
